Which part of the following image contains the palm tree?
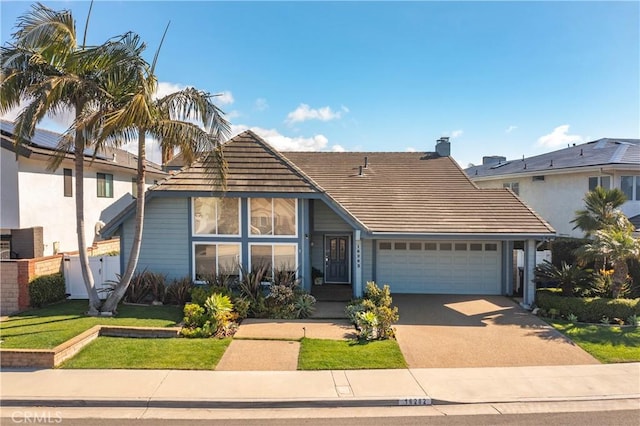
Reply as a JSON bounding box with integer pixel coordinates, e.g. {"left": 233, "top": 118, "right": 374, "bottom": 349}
{"left": 92, "top": 33, "right": 230, "bottom": 314}
{"left": 576, "top": 228, "right": 640, "bottom": 298}
{"left": 571, "top": 187, "right": 628, "bottom": 236}
{"left": 0, "top": 3, "right": 132, "bottom": 314}
{"left": 535, "top": 260, "right": 592, "bottom": 297}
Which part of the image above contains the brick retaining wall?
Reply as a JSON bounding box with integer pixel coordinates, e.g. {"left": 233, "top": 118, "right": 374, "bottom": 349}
{"left": 0, "top": 325, "right": 182, "bottom": 368}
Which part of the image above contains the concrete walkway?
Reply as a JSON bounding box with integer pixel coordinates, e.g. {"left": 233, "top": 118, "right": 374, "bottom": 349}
{"left": 1, "top": 363, "right": 638, "bottom": 408}
{"left": 216, "top": 319, "right": 356, "bottom": 371}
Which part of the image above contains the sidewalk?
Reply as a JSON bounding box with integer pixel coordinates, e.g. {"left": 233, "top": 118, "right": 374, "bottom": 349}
{"left": 1, "top": 363, "right": 638, "bottom": 408}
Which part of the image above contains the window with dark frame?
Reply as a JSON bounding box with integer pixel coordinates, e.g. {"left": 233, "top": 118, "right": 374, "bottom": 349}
{"left": 63, "top": 168, "right": 72, "bottom": 197}
{"left": 97, "top": 173, "right": 113, "bottom": 198}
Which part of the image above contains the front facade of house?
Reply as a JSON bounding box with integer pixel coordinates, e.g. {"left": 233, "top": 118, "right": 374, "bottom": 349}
{"left": 466, "top": 139, "right": 640, "bottom": 238}
{"left": 103, "top": 132, "right": 555, "bottom": 307}
{"left": 0, "top": 120, "right": 166, "bottom": 257}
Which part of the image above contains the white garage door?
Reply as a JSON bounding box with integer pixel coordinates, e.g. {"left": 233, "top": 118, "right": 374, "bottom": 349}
{"left": 376, "top": 241, "right": 501, "bottom": 294}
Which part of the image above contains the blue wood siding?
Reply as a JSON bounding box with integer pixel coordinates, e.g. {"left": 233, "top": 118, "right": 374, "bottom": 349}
{"left": 362, "top": 239, "right": 374, "bottom": 283}
{"left": 313, "top": 201, "right": 352, "bottom": 232}
{"left": 122, "top": 197, "right": 189, "bottom": 280}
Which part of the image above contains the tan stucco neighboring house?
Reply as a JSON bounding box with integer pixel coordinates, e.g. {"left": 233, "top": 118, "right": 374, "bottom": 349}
{"left": 466, "top": 138, "right": 640, "bottom": 239}
{"left": 102, "top": 132, "right": 555, "bottom": 307}
{"left": 0, "top": 119, "right": 166, "bottom": 258}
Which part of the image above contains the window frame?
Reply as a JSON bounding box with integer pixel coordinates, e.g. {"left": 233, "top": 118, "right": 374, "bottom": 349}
{"left": 248, "top": 242, "right": 298, "bottom": 279}
{"left": 96, "top": 172, "right": 113, "bottom": 198}
{"left": 63, "top": 168, "right": 72, "bottom": 197}
{"left": 192, "top": 197, "right": 241, "bottom": 236}
{"left": 621, "top": 175, "right": 640, "bottom": 201}
{"left": 502, "top": 181, "right": 519, "bottom": 195}
{"left": 248, "top": 198, "right": 298, "bottom": 238}
{"left": 192, "top": 242, "right": 241, "bottom": 282}
{"left": 589, "top": 176, "right": 611, "bottom": 191}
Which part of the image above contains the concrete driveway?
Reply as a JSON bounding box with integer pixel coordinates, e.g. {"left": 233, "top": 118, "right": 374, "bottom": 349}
{"left": 393, "top": 294, "right": 599, "bottom": 368}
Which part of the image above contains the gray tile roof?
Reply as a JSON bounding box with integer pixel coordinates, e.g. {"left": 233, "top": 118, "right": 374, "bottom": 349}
{"left": 466, "top": 138, "right": 640, "bottom": 178}
{"left": 1, "top": 119, "right": 165, "bottom": 174}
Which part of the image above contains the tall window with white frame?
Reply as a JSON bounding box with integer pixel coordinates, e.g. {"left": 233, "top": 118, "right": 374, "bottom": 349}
{"left": 194, "top": 243, "right": 241, "bottom": 281}
{"left": 193, "top": 197, "right": 240, "bottom": 235}
{"left": 249, "top": 198, "right": 297, "bottom": 236}
{"left": 621, "top": 176, "right": 640, "bottom": 201}
{"left": 588, "top": 176, "right": 611, "bottom": 191}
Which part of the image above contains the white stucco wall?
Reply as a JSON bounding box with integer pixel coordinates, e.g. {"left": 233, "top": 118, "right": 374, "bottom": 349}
{"left": 15, "top": 155, "right": 156, "bottom": 256}
{"left": 0, "top": 147, "right": 20, "bottom": 229}
{"left": 475, "top": 170, "right": 640, "bottom": 238}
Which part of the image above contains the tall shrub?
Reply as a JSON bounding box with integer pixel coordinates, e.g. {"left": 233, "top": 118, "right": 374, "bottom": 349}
{"left": 29, "top": 273, "right": 66, "bottom": 308}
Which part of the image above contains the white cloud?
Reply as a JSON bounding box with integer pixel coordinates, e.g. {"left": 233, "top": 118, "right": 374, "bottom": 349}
{"left": 450, "top": 129, "right": 464, "bottom": 138}
{"left": 505, "top": 125, "right": 518, "bottom": 134}
{"left": 215, "top": 91, "right": 234, "bottom": 105}
{"left": 226, "top": 110, "right": 241, "bottom": 120}
{"left": 154, "top": 81, "right": 185, "bottom": 99}
{"left": 537, "top": 124, "right": 583, "bottom": 148}
{"left": 254, "top": 98, "right": 269, "bottom": 111}
{"left": 285, "top": 104, "right": 346, "bottom": 124}
{"left": 230, "top": 124, "right": 346, "bottom": 151}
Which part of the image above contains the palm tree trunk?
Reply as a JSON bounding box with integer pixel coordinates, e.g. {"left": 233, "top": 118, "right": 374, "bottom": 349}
{"left": 611, "top": 261, "right": 629, "bottom": 299}
{"left": 101, "top": 130, "right": 147, "bottom": 313}
{"left": 73, "top": 113, "right": 101, "bottom": 315}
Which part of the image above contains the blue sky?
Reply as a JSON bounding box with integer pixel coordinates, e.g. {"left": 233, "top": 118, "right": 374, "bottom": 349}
{"left": 2, "top": 1, "right": 639, "bottom": 167}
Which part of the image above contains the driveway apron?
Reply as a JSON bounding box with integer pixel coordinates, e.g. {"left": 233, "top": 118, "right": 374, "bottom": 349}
{"left": 393, "top": 294, "right": 599, "bottom": 368}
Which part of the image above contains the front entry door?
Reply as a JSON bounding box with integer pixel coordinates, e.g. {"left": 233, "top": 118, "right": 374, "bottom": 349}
{"left": 325, "top": 235, "right": 350, "bottom": 283}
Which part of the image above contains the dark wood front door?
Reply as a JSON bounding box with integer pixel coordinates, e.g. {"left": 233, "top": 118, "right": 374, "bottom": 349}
{"left": 325, "top": 235, "right": 350, "bottom": 283}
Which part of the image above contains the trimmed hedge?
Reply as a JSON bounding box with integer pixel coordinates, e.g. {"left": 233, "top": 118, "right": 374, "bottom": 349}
{"left": 536, "top": 288, "right": 640, "bottom": 323}
{"left": 29, "top": 273, "right": 66, "bottom": 308}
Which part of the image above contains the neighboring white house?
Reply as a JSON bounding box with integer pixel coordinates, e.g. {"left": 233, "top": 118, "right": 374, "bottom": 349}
{"left": 466, "top": 138, "right": 640, "bottom": 238}
{"left": 0, "top": 120, "right": 166, "bottom": 258}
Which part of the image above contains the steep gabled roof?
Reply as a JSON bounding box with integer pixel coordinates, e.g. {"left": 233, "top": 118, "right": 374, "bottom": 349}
{"left": 466, "top": 138, "right": 640, "bottom": 179}
{"left": 152, "top": 130, "right": 319, "bottom": 193}
{"left": 283, "top": 152, "right": 554, "bottom": 235}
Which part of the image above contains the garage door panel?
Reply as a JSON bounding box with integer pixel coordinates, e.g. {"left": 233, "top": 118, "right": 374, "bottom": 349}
{"left": 377, "top": 240, "right": 501, "bottom": 295}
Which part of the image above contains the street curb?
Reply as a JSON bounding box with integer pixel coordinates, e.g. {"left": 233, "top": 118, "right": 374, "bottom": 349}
{"left": 0, "top": 397, "right": 432, "bottom": 409}
{"left": 3, "top": 395, "right": 639, "bottom": 410}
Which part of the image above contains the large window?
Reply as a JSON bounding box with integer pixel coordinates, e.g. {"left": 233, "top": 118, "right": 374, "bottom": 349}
{"left": 97, "top": 173, "right": 113, "bottom": 198}
{"left": 250, "top": 244, "right": 297, "bottom": 275}
{"left": 588, "top": 176, "right": 610, "bottom": 191}
{"left": 63, "top": 168, "right": 72, "bottom": 197}
{"left": 194, "top": 243, "right": 240, "bottom": 280}
{"left": 250, "top": 198, "right": 296, "bottom": 236}
{"left": 621, "top": 176, "right": 640, "bottom": 201}
{"left": 193, "top": 197, "right": 240, "bottom": 235}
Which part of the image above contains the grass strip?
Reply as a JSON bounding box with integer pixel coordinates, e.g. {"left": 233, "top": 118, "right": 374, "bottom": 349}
{"left": 298, "top": 338, "right": 407, "bottom": 370}
{"left": 549, "top": 320, "right": 640, "bottom": 363}
{"left": 0, "top": 300, "right": 182, "bottom": 349}
{"left": 60, "top": 336, "right": 230, "bottom": 369}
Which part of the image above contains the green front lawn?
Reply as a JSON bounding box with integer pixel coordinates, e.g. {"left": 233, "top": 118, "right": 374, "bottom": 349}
{"left": 61, "top": 336, "right": 230, "bottom": 369}
{"left": 0, "top": 300, "right": 182, "bottom": 349}
{"left": 549, "top": 320, "right": 640, "bottom": 363}
{"left": 298, "top": 338, "right": 407, "bottom": 370}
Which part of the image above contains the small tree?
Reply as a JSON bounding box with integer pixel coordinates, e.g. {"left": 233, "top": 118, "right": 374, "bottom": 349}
{"left": 576, "top": 228, "right": 640, "bottom": 298}
{"left": 571, "top": 187, "right": 628, "bottom": 237}
{"left": 535, "top": 260, "right": 592, "bottom": 297}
